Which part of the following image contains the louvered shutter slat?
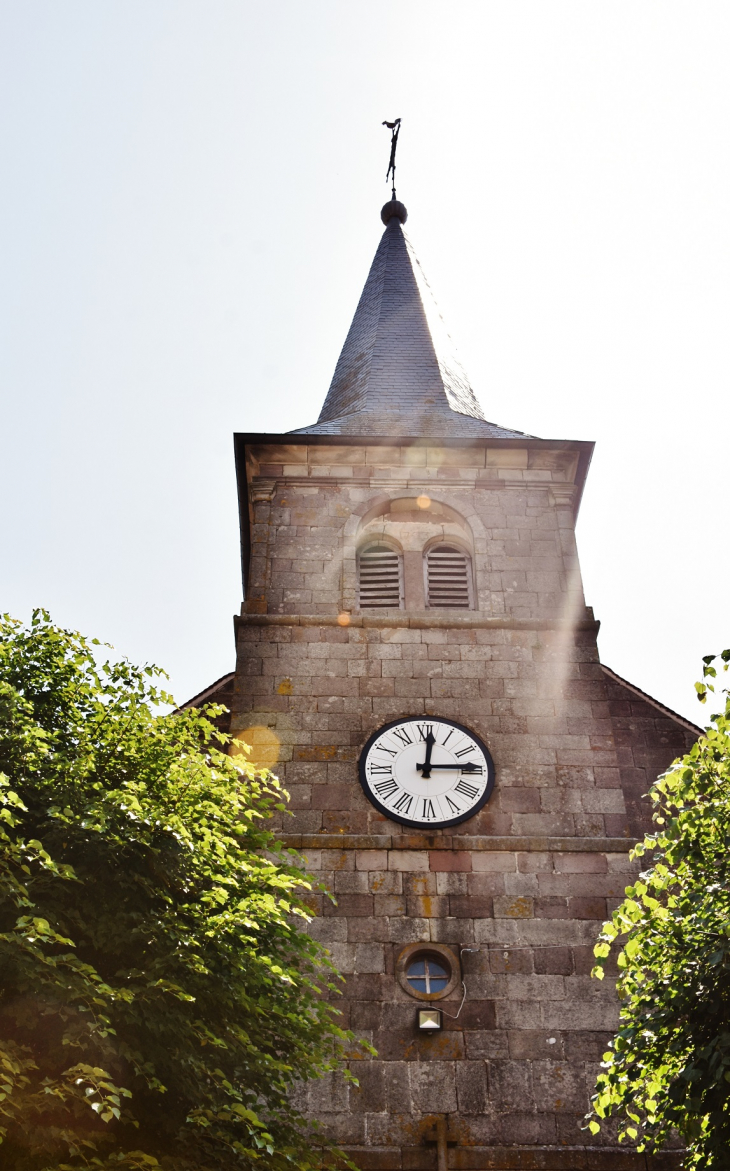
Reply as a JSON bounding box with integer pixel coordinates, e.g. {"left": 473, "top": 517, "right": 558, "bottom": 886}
{"left": 358, "top": 545, "right": 403, "bottom": 608}
{"left": 426, "top": 546, "right": 472, "bottom": 608}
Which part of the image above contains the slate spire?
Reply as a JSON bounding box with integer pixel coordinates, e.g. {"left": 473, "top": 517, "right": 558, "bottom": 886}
{"left": 292, "top": 200, "right": 529, "bottom": 438}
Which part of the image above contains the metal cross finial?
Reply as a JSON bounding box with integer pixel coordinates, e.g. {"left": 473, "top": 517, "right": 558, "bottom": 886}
{"left": 382, "top": 118, "right": 401, "bottom": 200}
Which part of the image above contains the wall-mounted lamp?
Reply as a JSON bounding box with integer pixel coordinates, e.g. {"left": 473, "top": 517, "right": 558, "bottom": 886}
{"left": 417, "top": 1009, "right": 442, "bottom": 1031}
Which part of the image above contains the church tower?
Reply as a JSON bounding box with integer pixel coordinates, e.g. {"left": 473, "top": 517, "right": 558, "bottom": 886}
{"left": 215, "top": 194, "right": 697, "bottom": 1169}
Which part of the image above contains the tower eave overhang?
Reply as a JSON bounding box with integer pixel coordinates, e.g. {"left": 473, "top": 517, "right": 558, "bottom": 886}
{"left": 234, "top": 432, "right": 595, "bottom": 597}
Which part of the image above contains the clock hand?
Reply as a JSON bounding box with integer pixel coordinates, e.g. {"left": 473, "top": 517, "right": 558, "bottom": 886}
{"left": 416, "top": 760, "right": 481, "bottom": 773}
{"left": 414, "top": 758, "right": 482, "bottom": 768}
{"left": 418, "top": 730, "right": 435, "bottom": 778}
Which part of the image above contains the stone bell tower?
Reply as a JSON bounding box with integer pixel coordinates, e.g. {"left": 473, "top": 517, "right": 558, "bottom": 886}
{"left": 204, "top": 196, "right": 699, "bottom": 1169}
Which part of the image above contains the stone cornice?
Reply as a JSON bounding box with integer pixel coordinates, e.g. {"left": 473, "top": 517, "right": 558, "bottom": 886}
{"left": 235, "top": 612, "right": 600, "bottom": 632}
{"left": 279, "top": 833, "right": 636, "bottom": 853}
{"left": 253, "top": 473, "right": 561, "bottom": 492}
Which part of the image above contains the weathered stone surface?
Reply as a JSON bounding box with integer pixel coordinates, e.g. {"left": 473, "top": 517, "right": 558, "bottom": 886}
{"left": 212, "top": 422, "right": 700, "bottom": 1169}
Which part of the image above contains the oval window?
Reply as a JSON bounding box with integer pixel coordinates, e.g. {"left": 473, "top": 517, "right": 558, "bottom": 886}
{"left": 396, "top": 943, "right": 460, "bottom": 1001}
{"left": 406, "top": 956, "right": 450, "bottom": 995}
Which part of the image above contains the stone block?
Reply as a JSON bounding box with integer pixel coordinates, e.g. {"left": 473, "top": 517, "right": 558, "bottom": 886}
{"left": 553, "top": 852, "right": 609, "bottom": 873}
{"left": 369, "top": 871, "right": 403, "bottom": 894}
{"left": 307, "top": 917, "right": 347, "bottom": 943}
{"left": 308, "top": 1070, "right": 349, "bottom": 1113}
{"left": 435, "top": 871, "right": 468, "bottom": 895}
{"left": 403, "top": 872, "right": 438, "bottom": 895}
{"left": 350, "top": 1062, "right": 386, "bottom": 1113}
{"left": 387, "top": 916, "right": 431, "bottom": 943}
{"left": 410, "top": 1062, "right": 458, "bottom": 1113}
{"left": 456, "top": 1060, "right": 488, "bottom": 1114}
{"left": 471, "top": 852, "right": 517, "bottom": 873}
{"left": 430, "top": 917, "right": 475, "bottom": 944}
{"left": 494, "top": 1000, "right": 543, "bottom": 1030}
{"left": 494, "top": 896, "right": 534, "bottom": 919}
{"left": 327, "top": 942, "right": 357, "bottom": 972}
{"left": 382, "top": 1061, "right": 413, "bottom": 1112}
{"left": 347, "top": 916, "right": 391, "bottom": 943}
{"left": 562, "top": 1030, "right": 615, "bottom": 1062}
{"left": 455, "top": 1000, "right": 496, "bottom": 1030}
{"left": 531, "top": 1058, "right": 595, "bottom": 1110}
{"left": 334, "top": 871, "right": 371, "bottom": 893}
{"left": 503, "top": 873, "right": 539, "bottom": 897}
{"left": 348, "top": 1148, "right": 401, "bottom": 1170}
{"left": 429, "top": 851, "right": 472, "bottom": 872}
{"left": 467, "top": 873, "right": 507, "bottom": 898}
{"left": 355, "top": 943, "right": 386, "bottom": 974}
{"left": 389, "top": 850, "right": 430, "bottom": 871}
{"left": 487, "top": 947, "right": 533, "bottom": 976}
{"left": 356, "top": 849, "right": 389, "bottom": 870}
{"left": 320, "top": 849, "right": 356, "bottom": 871}
{"left": 581, "top": 789, "right": 627, "bottom": 814}
{"left": 324, "top": 894, "right": 374, "bottom": 917}
{"left": 374, "top": 895, "right": 407, "bottom": 917}
{"left": 504, "top": 973, "right": 565, "bottom": 1002}
{"left": 533, "top": 946, "right": 573, "bottom": 976}
{"left": 487, "top": 1059, "right": 532, "bottom": 1108}
{"left": 542, "top": 1000, "right": 619, "bottom": 1031}
{"left": 464, "top": 1029, "right": 509, "bottom": 1059}
{"left": 406, "top": 895, "right": 450, "bottom": 918}
{"left": 494, "top": 1110, "right": 557, "bottom": 1145}
{"left": 449, "top": 895, "right": 493, "bottom": 918}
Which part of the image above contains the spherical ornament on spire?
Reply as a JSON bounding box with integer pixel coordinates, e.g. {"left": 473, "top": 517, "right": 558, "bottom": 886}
{"left": 381, "top": 199, "right": 408, "bottom": 225}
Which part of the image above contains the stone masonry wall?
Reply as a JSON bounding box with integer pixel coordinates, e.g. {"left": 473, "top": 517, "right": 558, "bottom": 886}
{"left": 228, "top": 438, "right": 698, "bottom": 1170}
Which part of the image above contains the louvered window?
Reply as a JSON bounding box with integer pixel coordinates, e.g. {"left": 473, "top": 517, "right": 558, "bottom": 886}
{"left": 425, "top": 545, "right": 472, "bottom": 609}
{"left": 358, "top": 544, "right": 403, "bottom": 609}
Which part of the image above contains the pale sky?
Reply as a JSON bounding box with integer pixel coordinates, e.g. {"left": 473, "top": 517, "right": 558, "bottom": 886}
{"left": 1, "top": 1, "right": 728, "bottom": 722}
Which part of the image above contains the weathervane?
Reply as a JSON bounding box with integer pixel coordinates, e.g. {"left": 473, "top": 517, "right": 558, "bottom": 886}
{"left": 382, "top": 118, "right": 401, "bottom": 200}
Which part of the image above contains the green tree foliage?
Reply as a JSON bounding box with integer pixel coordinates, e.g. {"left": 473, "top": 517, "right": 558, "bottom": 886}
{"left": 0, "top": 610, "right": 362, "bottom": 1171}
{"left": 588, "top": 650, "right": 730, "bottom": 1166}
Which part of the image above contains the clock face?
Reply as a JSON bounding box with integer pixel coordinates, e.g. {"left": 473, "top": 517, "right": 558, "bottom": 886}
{"left": 359, "top": 717, "right": 495, "bottom": 829}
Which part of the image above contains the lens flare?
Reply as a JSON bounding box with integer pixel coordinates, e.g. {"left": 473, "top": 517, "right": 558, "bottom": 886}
{"left": 231, "top": 726, "right": 280, "bottom": 768}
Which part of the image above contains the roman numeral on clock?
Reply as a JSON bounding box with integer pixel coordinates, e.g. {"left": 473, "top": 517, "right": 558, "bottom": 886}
{"left": 416, "top": 724, "right": 434, "bottom": 740}
{"left": 392, "top": 727, "right": 412, "bottom": 747}
{"left": 454, "top": 778, "right": 479, "bottom": 800}
{"left": 369, "top": 764, "right": 393, "bottom": 774}
{"left": 422, "top": 798, "right": 435, "bottom": 820}
{"left": 373, "top": 778, "right": 398, "bottom": 799}
{"left": 393, "top": 792, "right": 413, "bottom": 815}
{"left": 455, "top": 744, "right": 475, "bottom": 758}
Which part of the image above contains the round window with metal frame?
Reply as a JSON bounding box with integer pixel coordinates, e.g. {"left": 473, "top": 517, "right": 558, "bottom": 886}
{"left": 395, "top": 943, "right": 460, "bottom": 1002}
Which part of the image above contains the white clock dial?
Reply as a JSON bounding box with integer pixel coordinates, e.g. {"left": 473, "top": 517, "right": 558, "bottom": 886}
{"left": 359, "top": 717, "right": 495, "bottom": 829}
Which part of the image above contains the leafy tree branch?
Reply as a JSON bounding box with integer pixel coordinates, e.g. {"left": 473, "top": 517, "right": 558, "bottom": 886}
{"left": 0, "top": 610, "right": 365, "bottom": 1170}
{"left": 587, "top": 649, "right": 730, "bottom": 1166}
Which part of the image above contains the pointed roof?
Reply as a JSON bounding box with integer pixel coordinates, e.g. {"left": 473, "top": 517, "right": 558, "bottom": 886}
{"left": 291, "top": 200, "right": 531, "bottom": 439}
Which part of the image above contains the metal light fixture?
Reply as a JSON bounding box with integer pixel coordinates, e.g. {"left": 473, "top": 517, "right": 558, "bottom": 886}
{"left": 417, "top": 1009, "right": 442, "bottom": 1031}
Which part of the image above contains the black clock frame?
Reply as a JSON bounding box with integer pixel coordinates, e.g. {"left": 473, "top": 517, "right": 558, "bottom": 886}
{"left": 358, "top": 715, "right": 496, "bottom": 830}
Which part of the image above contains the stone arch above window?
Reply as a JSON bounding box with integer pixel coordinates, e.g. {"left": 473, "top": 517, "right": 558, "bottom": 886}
{"left": 424, "top": 541, "right": 474, "bottom": 609}
{"left": 357, "top": 540, "right": 404, "bottom": 610}
{"left": 357, "top": 495, "right": 473, "bottom": 549}
{"left": 341, "top": 492, "right": 485, "bottom": 614}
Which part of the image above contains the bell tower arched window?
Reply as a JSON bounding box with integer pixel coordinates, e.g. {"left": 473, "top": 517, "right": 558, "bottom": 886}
{"left": 357, "top": 544, "right": 404, "bottom": 609}
{"left": 425, "top": 544, "right": 473, "bottom": 609}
